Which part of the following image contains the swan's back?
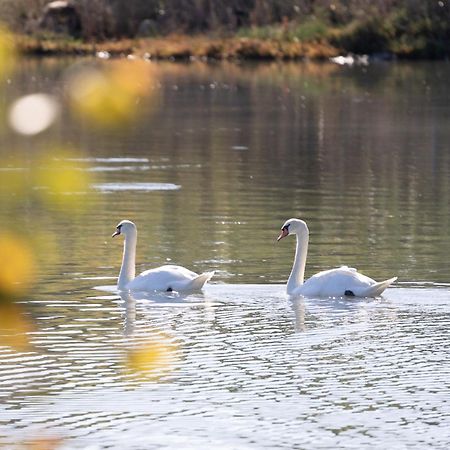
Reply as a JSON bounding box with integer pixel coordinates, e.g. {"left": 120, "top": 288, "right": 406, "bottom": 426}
{"left": 126, "top": 265, "right": 212, "bottom": 292}
{"left": 296, "top": 266, "right": 395, "bottom": 297}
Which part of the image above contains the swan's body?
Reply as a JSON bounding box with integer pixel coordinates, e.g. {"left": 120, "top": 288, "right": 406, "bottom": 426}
{"left": 113, "top": 220, "right": 214, "bottom": 292}
{"left": 278, "top": 219, "right": 397, "bottom": 298}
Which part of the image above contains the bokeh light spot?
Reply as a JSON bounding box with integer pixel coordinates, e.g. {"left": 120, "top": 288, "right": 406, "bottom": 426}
{"left": 8, "top": 93, "right": 60, "bottom": 135}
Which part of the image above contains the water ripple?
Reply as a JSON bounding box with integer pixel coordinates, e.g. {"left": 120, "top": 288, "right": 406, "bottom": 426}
{"left": 0, "top": 285, "right": 449, "bottom": 449}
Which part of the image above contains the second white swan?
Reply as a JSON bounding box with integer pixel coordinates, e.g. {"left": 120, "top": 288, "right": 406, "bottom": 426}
{"left": 112, "top": 220, "right": 214, "bottom": 292}
{"left": 278, "top": 218, "right": 397, "bottom": 298}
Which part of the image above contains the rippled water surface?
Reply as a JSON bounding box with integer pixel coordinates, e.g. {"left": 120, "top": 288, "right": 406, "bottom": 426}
{"left": 0, "top": 59, "right": 449, "bottom": 448}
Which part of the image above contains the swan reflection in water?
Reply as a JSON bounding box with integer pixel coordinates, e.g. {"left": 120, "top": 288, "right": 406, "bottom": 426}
{"left": 121, "top": 290, "right": 135, "bottom": 337}
{"left": 290, "top": 296, "right": 306, "bottom": 333}
{"left": 110, "top": 278, "right": 401, "bottom": 339}
{"left": 118, "top": 288, "right": 217, "bottom": 337}
{"left": 117, "top": 289, "right": 198, "bottom": 379}
{"left": 289, "top": 292, "right": 397, "bottom": 334}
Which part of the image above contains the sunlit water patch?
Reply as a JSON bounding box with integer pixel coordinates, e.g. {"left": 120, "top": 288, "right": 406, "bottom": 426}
{"left": 92, "top": 182, "right": 181, "bottom": 192}
{"left": 69, "top": 158, "right": 150, "bottom": 163}
{"left": 0, "top": 284, "right": 449, "bottom": 448}
{"left": 87, "top": 165, "right": 151, "bottom": 172}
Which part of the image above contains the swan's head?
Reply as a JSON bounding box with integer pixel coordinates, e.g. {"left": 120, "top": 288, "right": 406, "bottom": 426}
{"left": 277, "top": 218, "right": 308, "bottom": 241}
{"left": 112, "top": 220, "right": 136, "bottom": 238}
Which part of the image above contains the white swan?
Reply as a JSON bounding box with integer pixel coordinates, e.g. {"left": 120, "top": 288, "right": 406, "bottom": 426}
{"left": 278, "top": 218, "right": 397, "bottom": 297}
{"left": 112, "top": 220, "right": 214, "bottom": 292}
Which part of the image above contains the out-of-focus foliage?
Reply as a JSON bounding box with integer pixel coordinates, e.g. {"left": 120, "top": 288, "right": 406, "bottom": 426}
{"left": 0, "top": 234, "right": 36, "bottom": 298}
{"left": 0, "top": 149, "right": 93, "bottom": 211}
{"left": 0, "top": 24, "right": 15, "bottom": 80}
{"left": 0, "top": 303, "right": 34, "bottom": 351}
{"left": 0, "top": 148, "right": 93, "bottom": 347}
{"left": 35, "top": 149, "right": 92, "bottom": 209}
{"left": 0, "top": 28, "right": 161, "bottom": 370}
{"left": 125, "top": 332, "right": 179, "bottom": 381}
{"left": 0, "top": 27, "right": 95, "bottom": 352}
{"left": 67, "top": 60, "right": 158, "bottom": 127}
{"left": 0, "top": 163, "right": 28, "bottom": 199}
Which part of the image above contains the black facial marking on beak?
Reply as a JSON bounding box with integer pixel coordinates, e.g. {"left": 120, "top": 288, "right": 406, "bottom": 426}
{"left": 277, "top": 224, "right": 290, "bottom": 241}
{"left": 112, "top": 224, "right": 122, "bottom": 238}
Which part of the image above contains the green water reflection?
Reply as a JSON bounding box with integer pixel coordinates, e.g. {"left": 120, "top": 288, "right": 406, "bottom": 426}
{"left": 1, "top": 58, "right": 449, "bottom": 286}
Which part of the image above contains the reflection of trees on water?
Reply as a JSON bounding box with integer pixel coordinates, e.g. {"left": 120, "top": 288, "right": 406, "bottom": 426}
{"left": 155, "top": 61, "right": 448, "bottom": 284}
{"left": 2, "top": 59, "right": 449, "bottom": 285}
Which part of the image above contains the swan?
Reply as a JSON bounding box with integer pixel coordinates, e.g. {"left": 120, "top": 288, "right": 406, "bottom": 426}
{"left": 278, "top": 218, "right": 397, "bottom": 297}
{"left": 112, "top": 220, "right": 214, "bottom": 292}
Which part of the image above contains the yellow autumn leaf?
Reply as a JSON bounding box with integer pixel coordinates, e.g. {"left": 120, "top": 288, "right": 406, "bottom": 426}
{"left": 0, "top": 25, "right": 16, "bottom": 81}
{"left": 34, "top": 150, "right": 92, "bottom": 210}
{"left": 125, "top": 333, "right": 178, "bottom": 381}
{"left": 0, "top": 234, "right": 36, "bottom": 298}
{"left": 0, "top": 303, "right": 34, "bottom": 351}
{"left": 66, "top": 60, "right": 157, "bottom": 128}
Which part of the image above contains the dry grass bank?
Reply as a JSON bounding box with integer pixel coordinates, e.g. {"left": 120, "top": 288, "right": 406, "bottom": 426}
{"left": 15, "top": 33, "right": 339, "bottom": 60}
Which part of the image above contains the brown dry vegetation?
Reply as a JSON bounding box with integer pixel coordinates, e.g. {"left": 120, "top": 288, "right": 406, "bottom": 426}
{"left": 14, "top": 34, "right": 339, "bottom": 60}
{"left": 3, "top": 0, "right": 450, "bottom": 59}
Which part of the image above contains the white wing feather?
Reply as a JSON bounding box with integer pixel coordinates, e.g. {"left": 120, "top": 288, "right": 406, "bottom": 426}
{"left": 294, "top": 266, "right": 396, "bottom": 297}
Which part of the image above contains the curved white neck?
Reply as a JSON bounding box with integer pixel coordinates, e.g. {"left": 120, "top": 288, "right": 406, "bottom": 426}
{"left": 118, "top": 230, "right": 136, "bottom": 290}
{"left": 287, "top": 230, "right": 308, "bottom": 294}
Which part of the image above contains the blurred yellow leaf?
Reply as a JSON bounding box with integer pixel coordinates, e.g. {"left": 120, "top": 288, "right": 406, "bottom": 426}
{"left": 68, "top": 67, "right": 134, "bottom": 126}
{"left": 0, "top": 26, "right": 16, "bottom": 81}
{"left": 110, "top": 60, "right": 154, "bottom": 96}
{"left": 34, "top": 150, "right": 92, "bottom": 210}
{"left": 0, "top": 166, "right": 28, "bottom": 197}
{"left": 66, "top": 60, "right": 157, "bottom": 128}
{"left": 125, "top": 333, "right": 178, "bottom": 381}
{"left": 0, "top": 303, "right": 33, "bottom": 351}
{"left": 0, "top": 234, "right": 35, "bottom": 298}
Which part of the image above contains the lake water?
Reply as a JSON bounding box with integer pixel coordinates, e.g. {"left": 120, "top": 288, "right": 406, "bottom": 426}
{"left": 0, "top": 58, "right": 449, "bottom": 449}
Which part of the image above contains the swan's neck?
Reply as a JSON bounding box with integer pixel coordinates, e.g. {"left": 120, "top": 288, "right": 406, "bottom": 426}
{"left": 287, "top": 230, "right": 308, "bottom": 294}
{"left": 118, "top": 231, "right": 136, "bottom": 290}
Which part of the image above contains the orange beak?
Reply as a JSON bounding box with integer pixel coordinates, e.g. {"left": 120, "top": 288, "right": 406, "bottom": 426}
{"left": 277, "top": 228, "right": 289, "bottom": 241}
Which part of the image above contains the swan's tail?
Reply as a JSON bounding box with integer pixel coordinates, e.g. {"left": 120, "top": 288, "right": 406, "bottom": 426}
{"left": 186, "top": 271, "right": 215, "bottom": 291}
{"left": 360, "top": 277, "right": 397, "bottom": 297}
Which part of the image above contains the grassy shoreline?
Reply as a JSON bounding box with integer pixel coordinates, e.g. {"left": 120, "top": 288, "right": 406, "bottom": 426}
{"left": 15, "top": 34, "right": 339, "bottom": 60}
{"left": 15, "top": 37, "right": 448, "bottom": 62}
